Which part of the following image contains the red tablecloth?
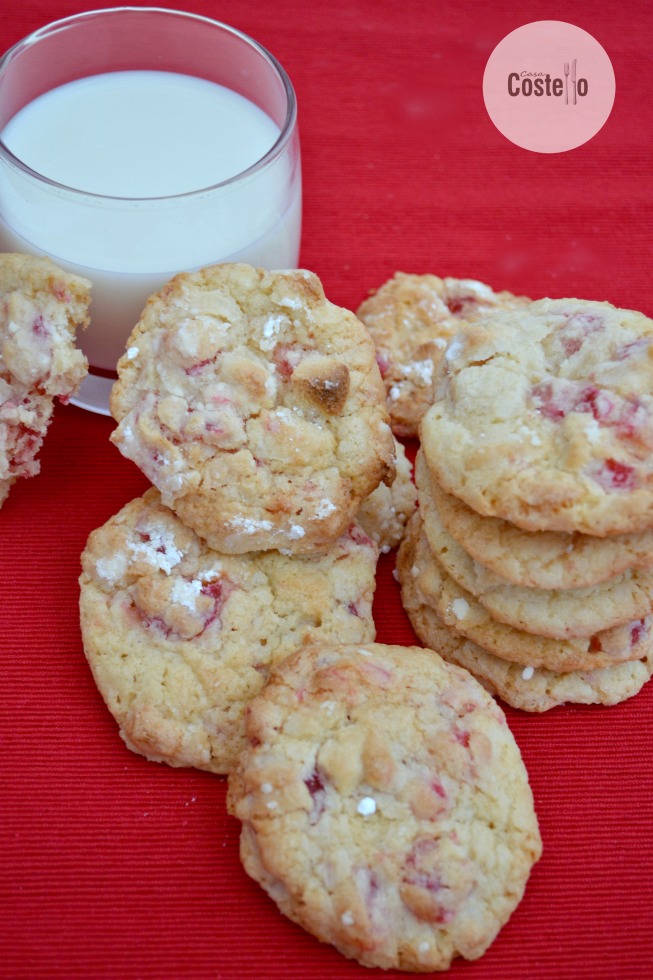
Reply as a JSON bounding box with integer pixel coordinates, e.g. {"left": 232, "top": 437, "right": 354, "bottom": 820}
{"left": 2, "top": 1, "right": 652, "bottom": 977}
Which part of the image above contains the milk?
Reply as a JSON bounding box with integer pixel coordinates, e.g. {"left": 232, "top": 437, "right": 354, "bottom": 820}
{"left": 0, "top": 70, "right": 302, "bottom": 383}
{"left": 2, "top": 71, "right": 285, "bottom": 198}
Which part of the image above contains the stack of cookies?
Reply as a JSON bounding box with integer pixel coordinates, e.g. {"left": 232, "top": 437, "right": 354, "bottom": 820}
{"left": 79, "top": 263, "right": 415, "bottom": 774}
{"left": 398, "top": 297, "right": 653, "bottom": 711}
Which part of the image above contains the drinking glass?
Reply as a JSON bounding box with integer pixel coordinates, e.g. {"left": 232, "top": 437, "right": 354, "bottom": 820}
{"left": 0, "top": 7, "right": 302, "bottom": 413}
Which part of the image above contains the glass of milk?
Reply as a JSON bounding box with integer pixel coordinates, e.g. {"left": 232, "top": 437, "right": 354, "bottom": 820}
{"left": 0, "top": 7, "right": 302, "bottom": 414}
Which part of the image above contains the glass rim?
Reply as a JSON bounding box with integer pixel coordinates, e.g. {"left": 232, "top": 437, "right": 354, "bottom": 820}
{"left": 0, "top": 5, "right": 298, "bottom": 203}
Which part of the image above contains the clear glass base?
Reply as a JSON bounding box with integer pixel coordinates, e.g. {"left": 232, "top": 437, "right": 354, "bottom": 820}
{"left": 70, "top": 373, "right": 114, "bottom": 416}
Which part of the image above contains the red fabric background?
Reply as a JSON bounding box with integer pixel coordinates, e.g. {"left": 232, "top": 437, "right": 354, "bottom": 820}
{"left": 1, "top": 1, "right": 652, "bottom": 977}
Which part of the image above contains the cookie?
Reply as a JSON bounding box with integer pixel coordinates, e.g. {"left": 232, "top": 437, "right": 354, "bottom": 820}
{"left": 227, "top": 641, "right": 541, "bottom": 972}
{"left": 417, "top": 454, "right": 653, "bottom": 638}
{"left": 416, "top": 451, "right": 653, "bottom": 591}
{"left": 0, "top": 252, "right": 89, "bottom": 505}
{"left": 400, "top": 563, "right": 653, "bottom": 712}
{"left": 110, "top": 263, "right": 395, "bottom": 554}
{"left": 356, "top": 437, "right": 416, "bottom": 552}
{"left": 397, "top": 513, "right": 650, "bottom": 673}
{"left": 421, "top": 297, "right": 653, "bottom": 536}
{"left": 356, "top": 272, "right": 528, "bottom": 437}
{"left": 79, "top": 489, "right": 378, "bottom": 774}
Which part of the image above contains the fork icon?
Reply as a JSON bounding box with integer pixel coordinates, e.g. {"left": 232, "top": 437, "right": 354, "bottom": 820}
{"left": 564, "top": 63, "right": 569, "bottom": 104}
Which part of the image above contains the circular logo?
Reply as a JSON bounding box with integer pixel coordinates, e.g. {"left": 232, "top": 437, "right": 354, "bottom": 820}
{"left": 483, "top": 21, "right": 616, "bottom": 153}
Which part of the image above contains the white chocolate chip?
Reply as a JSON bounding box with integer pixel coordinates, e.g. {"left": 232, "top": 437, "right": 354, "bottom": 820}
{"left": 170, "top": 578, "right": 203, "bottom": 610}
{"left": 585, "top": 417, "right": 601, "bottom": 443}
{"left": 458, "top": 279, "right": 494, "bottom": 300}
{"left": 95, "top": 553, "right": 129, "bottom": 586}
{"left": 278, "top": 296, "right": 302, "bottom": 310}
{"left": 203, "top": 564, "right": 223, "bottom": 581}
{"left": 406, "top": 358, "right": 434, "bottom": 384}
{"left": 357, "top": 797, "right": 377, "bottom": 816}
{"left": 451, "top": 598, "right": 470, "bottom": 620}
{"left": 445, "top": 334, "right": 466, "bottom": 361}
{"left": 259, "top": 314, "right": 285, "bottom": 351}
{"left": 229, "top": 516, "right": 274, "bottom": 534}
{"left": 315, "top": 498, "right": 336, "bottom": 519}
{"left": 128, "top": 524, "right": 183, "bottom": 574}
